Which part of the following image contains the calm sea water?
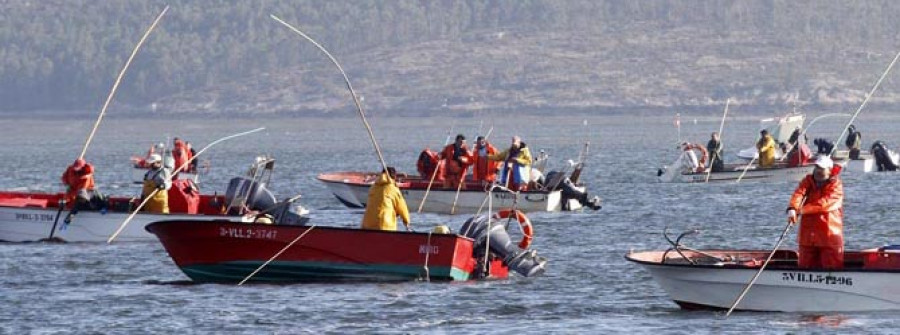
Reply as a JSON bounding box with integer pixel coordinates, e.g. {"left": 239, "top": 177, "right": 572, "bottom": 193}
{"left": 1, "top": 111, "right": 899, "bottom": 334}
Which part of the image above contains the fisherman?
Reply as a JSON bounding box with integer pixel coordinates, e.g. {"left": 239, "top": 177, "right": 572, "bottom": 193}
{"left": 440, "top": 134, "right": 472, "bottom": 189}
{"left": 757, "top": 129, "right": 776, "bottom": 168}
{"left": 679, "top": 142, "right": 701, "bottom": 173}
{"left": 813, "top": 138, "right": 835, "bottom": 155}
{"left": 472, "top": 136, "right": 500, "bottom": 186}
{"left": 186, "top": 141, "right": 197, "bottom": 172}
{"left": 142, "top": 154, "right": 172, "bottom": 214}
{"left": 706, "top": 132, "right": 725, "bottom": 173}
{"left": 787, "top": 155, "right": 844, "bottom": 269}
{"left": 845, "top": 125, "right": 862, "bottom": 160}
{"left": 361, "top": 167, "right": 410, "bottom": 231}
{"left": 489, "top": 136, "right": 533, "bottom": 191}
{"left": 787, "top": 128, "right": 812, "bottom": 168}
{"left": 416, "top": 147, "right": 442, "bottom": 181}
{"left": 871, "top": 141, "right": 899, "bottom": 171}
{"left": 61, "top": 159, "right": 96, "bottom": 209}
{"left": 172, "top": 138, "right": 190, "bottom": 177}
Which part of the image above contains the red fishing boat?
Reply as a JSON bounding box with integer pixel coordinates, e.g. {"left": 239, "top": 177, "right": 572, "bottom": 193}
{"left": 146, "top": 212, "right": 547, "bottom": 283}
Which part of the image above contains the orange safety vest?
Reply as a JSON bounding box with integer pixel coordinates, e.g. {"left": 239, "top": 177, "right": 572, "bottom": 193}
{"left": 472, "top": 142, "right": 499, "bottom": 182}
{"left": 441, "top": 143, "right": 472, "bottom": 177}
{"left": 61, "top": 163, "right": 95, "bottom": 203}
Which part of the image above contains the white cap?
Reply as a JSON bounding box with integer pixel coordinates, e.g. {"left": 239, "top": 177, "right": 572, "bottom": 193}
{"left": 814, "top": 155, "right": 833, "bottom": 169}
{"left": 147, "top": 154, "right": 162, "bottom": 164}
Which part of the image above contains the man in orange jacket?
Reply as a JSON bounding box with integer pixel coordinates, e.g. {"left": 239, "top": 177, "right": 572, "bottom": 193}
{"left": 787, "top": 155, "right": 844, "bottom": 269}
{"left": 440, "top": 134, "right": 472, "bottom": 189}
{"left": 61, "top": 158, "right": 96, "bottom": 208}
{"left": 472, "top": 136, "right": 499, "bottom": 186}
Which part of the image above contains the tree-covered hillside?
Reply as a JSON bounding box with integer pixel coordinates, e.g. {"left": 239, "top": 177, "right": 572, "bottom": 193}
{"left": 3, "top": 1, "right": 900, "bottom": 114}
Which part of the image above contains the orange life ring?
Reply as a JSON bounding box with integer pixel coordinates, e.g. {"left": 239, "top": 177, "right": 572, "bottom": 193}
{"left": 682, "top": 143, "right": 708, "bottom": 172}
{"left": 493, "top": 209, "right": 533, "bottom": 249}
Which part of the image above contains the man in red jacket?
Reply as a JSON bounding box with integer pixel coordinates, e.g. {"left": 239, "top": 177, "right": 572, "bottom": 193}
{"left": 787, "top": 155, "right": 844, "bottom": 269}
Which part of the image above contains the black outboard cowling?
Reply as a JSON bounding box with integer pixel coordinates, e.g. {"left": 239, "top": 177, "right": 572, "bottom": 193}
{"left": 224, "top": 177, "right": 277, "bottom": 214}
{"left": 544, "top": 170, "right": 601, "bottom": 210}
{"left": 460, "top": 214, "right": 547, "bottom": 277}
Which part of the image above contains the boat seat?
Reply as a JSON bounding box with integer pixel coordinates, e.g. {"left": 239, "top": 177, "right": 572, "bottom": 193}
{"left": 0, "top": 198, "right": 50, "bottom": 208}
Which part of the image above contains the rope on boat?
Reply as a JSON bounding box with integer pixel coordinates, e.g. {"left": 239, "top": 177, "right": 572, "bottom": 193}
{"left": 107, "top": 128, "right": 265, "bottom": 243}
{"left": 421, "top": 231, "right": 432, "bottom": 282}
{"left": 79, "top": 6, "right": 169, "bottom": 160}
{"left": 238, "top": 225, "right": 317, "bottom": 286}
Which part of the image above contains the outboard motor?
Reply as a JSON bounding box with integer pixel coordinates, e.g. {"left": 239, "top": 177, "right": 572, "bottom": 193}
{"left": 544, "top": 171, "right": 601, "bottom": 210}
{"left": 871, "top": 141, "right": 899, "bottom": 171}
{"left": 460, "top": 214, "right": 547, "bottom": 278}
{"left": 224, "top": 177, "right": 277, "bottom": 214}
{"left": 266, "top": 200, "right": 310, "bottom": 226}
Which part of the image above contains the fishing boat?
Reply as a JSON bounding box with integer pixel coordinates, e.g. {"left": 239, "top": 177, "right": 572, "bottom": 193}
{"left": 146, "top": 212, "right": 547, "bottom": 283}
{"left": 627, "top": 247, "right": 900, "bottom": 312}
{"left": 657, "top": 154, "right": 818, "bottom": 183}
{"left": 0, "top": 156, "right": 308, "bottom": 243}
{"left": 833, "top": 149, "right": 900, "bottom": 173}
{"left": 318, "top": 169, "right": 600, "bottom": 213}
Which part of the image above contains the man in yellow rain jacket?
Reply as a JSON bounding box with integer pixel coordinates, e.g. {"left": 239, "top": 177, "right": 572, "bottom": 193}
{"left": 757, "top": 129, "right": 777, "bottom": 168}
{"left": 361, "top": 167, "right": 410, "bottom": 231}
{"left": 142, "top": 154, "right": 172, "bottom": 214}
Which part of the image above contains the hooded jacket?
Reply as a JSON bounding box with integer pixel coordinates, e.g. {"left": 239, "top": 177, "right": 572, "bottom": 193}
{"left": 757, "top": 135, "right": 776, "bottom": 167}
{"left": 361, "top": 173, "right": 410, "bottom": 231}
{"left": 789, "top": 174, "right": 844, "bottom": 247}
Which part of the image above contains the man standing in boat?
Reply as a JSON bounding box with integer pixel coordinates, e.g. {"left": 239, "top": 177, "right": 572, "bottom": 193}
{"left": 757, "top": 129, "right": 776, "bottom": 168}
{"left": 440, "top": 134, "right": 473, "bottom": 190}
{"left": 489, "top": 136, "right": 533, "bottom": 191}
{"left": 706, "top": 132, "right": 724, "bottom": 172}
{"left": 472, "top": 136, "right": 500, "bottom": 187}
{"left": 361, "top": 167, "right": 410, "bottom": 231}
{"left": 845, "top": 125, "right": 862, "bottom": 160}
{"left": 142, "top": 154, "right": 172, "bottom": 214}
{"left": 61, "top": 158, "right": 97, "bottom": 209}
{"left": 787, "top": 155, "right": 844, "bottom": 269}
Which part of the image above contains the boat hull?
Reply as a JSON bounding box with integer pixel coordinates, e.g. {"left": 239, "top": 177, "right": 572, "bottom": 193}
{"left": 318, "top": 172, "right": 565, "bottom": 213}
{"left": 627, "top": 250, "right": 900, "bottom": 312}
{"left": 658, "top": 164, "right": 811, "bottom": 183}
{"left": 146, "top": 220, "right": 508, "bottom": 283}
{"left": 0, "top": 191, "right": 247, "bottom": 242}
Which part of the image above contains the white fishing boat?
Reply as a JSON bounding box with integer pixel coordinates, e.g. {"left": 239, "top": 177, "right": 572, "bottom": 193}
{"left": 657, "top": 152, "right": 815, "bottom": 183}
{"left": 318, "top": 170, "right": 600, "bottom": 214}
{"left": 833, "top": 150, "right": 900, "bottom": 173}
{"left": 0, "top": 157, "right": 308, "bottom": 243}
{"left": 627, "top": 247, "right": 900, "bottom": 312}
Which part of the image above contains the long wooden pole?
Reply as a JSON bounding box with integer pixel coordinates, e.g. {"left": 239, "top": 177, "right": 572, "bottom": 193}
{"left": 79, "top": 6, "right": 169, "bottom": 160}
{"left": 450, "top": 126, "right": 494, "bottom": 214}
{"left": 706, "top": 99, "right": 730, "bottom": 183}
{"left": 238, "top": 225, "right": 317, "bottom": 285}
{"left": 107, "top": 127, "right": 265, "bottom": 243}
{"left": 270, "top": 15, "right": 387, "bottom": 173}
{"left": 724, "top": 221, "right": 794, "bottom": 316}
{"left": 828, "top": 50, "right": 900, "bottom": 157}
{"left": 418, "top": 126, "right": 454, "bottom": 213}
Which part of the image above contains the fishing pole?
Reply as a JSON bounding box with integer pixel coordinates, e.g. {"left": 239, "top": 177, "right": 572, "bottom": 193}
{"left": 270, "top": 15, "right": 388, "bottom": 173}
{"left": 238, "top": 225, "right": 317, "bottom": 285}
{"left": 828, "top": 50, "right": 900, "bottom": 157}
{"left": 79, "top": 6, "right": 169, "bottom": 160}
{"left": 705, "top": 99, "right": 730, "bottom": 183}
{"left": 107, "top": 127, "right": 265, "bottom": 243}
